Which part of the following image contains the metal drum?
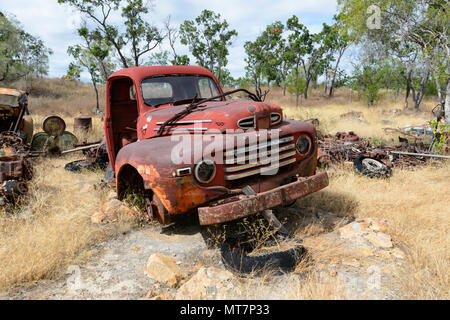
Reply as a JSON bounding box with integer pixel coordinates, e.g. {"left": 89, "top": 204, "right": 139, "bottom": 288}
{"left": 42, "top": 116, "right": 66, "bottom": 137}
{"left": 31, "top": 132, "right": 53, "bottom": 152}
{"left": 55, "top": 131, "right": 78, "bottom": 152}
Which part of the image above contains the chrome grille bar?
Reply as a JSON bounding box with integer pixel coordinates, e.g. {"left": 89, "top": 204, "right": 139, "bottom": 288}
{"left": 225, "top": 158, "right": 297, "bottom": 181}
{"left": 156, "top": 120, "right": 212, "bottom": 125}
{"left": 224, "top": 143, "right": 295, "bottom": 164}
{"left": 224, "top": 136, "right": 294, "bottom": 157}
{"left": 224, "top": 151, "right": 297, "bottom": 173}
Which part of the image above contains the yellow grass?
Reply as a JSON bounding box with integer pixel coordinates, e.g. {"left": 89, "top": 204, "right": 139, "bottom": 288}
{"left": 0, "top": 78, "right": 448, "bottom": 299}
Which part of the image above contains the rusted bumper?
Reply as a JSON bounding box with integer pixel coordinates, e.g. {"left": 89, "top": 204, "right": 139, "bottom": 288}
{"left": 198, "top": 171, "right": 329, "bottom": 225}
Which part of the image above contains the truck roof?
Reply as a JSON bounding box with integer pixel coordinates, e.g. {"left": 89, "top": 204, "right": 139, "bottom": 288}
{"left": 0, "top": 88, "right": 26, "bottom": 97}
{"left": 108, "top": 65, "right": 218, "bottom": 83}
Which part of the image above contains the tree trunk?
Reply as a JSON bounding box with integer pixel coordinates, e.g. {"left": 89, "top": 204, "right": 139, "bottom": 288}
{"left": 445, "top": 78, "right": 450, "bottom": 123}
{"left": 295, "top": 66, "right": 300, "bottom": 107}
{"left": 404, "top": 69, "right": 412, "bottom": 110}
{"left": 413, "top": 65, "right": 431, "bottom": 111}
{"left": 436, "top": 76, "right": 444, "bottom": 105}
{"left": 329, "top": 47, "right": 345, "bottom": 97}
{"left": 304, "top": 77, "right": 310, "bottom": 99}
{"left": 93, "top": 81, "right": 99, "bottom": 111}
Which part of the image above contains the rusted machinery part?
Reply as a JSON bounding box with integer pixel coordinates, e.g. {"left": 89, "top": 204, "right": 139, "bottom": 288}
{"left": 144, "top": 193, "right": 171, "bottom": 225}
{"left": 220, "top": 230, "right": 306, "bottom": 275}
{"left": 0, "top": 131, "right": 24, "bottom": 148}
{"left": 1, "top": 180, "right": 28, "bottom": 195}
{"left": 354, "top": 156, "right": 392, "bottom": 179}
{"left": 64, "top": 159, "right": 100, "bottom": 172}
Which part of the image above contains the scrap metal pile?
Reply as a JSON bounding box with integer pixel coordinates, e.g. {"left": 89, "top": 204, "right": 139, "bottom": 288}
{"left": 64, "top": 138, "right": 109, "bottom": 172}
{"left": 318, "top": 130, "right": 449, "bottom": 175}
{"left": 0, "top": 132, "right": 33, "bottom": 203}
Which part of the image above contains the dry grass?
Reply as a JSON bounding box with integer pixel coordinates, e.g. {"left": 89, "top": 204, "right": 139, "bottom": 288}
{"left": 1, "top": 78, "right": 448, "bottom": 299}
{"left": 0, "top": 155, "right": 104, "bottom": 289}
{"left": 291, "top": 163, "right": 449, "bottom": 299}
{"left": 14, "top": 77, "right": 106, "bottom": 117}
{"left": 0, "top": 86, "right": 119, "bottom": 291}
{"left": 269, "top": 86, "right": 437, "bottom": 143}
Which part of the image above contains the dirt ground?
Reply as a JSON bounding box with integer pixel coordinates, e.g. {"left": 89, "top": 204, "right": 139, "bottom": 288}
{"left": 0, "top": 216, "right": 406, "bottom": 300}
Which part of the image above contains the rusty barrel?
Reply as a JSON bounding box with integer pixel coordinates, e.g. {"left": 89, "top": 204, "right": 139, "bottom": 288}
{"left": 74, "top": 117, "right": 92, "bottom": 133}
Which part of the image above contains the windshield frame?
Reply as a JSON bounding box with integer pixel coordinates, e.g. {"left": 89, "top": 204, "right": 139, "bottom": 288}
{"left": 140, "top": 74, "right": 222, "bottom": 107}
{"left": 0, "top": 94, "right": 21, "bottom": 107}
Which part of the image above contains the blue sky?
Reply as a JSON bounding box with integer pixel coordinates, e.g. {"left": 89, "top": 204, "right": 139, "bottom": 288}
{"left": 1, "top": 0, "right": 339, "bottom": 81}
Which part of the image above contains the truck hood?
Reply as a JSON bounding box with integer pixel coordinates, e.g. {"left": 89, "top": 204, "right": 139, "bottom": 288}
{"left": 138, "top": 100, "right": 284, "bottom": 139}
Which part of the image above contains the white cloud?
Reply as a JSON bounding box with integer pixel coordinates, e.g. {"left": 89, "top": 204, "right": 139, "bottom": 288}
{"left": 1, "top": 0, "right": 338, "bottom": 79}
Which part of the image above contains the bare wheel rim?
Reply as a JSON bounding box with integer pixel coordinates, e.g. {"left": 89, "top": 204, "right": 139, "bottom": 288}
{"left": 362, "top": 158, "right": 384, "bottom": 171}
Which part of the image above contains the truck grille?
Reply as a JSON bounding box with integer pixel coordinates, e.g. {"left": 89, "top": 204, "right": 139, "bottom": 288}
{"left": 223, "top": 135, "right": 296, "bottom": 181}
{"left": 237, "top": 113, "right": 282, "bottom": 129}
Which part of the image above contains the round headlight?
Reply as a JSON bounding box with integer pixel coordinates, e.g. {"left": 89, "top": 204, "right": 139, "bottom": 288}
{"left": 194, "top": 159, "right": 216, "bottom": 184}
{"left": 296, "top": 136, "right": 311, "bottom": 155}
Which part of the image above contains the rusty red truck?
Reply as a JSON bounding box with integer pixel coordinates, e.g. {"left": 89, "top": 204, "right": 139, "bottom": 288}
{"left": 104, "top": 66, "right": 328, "bottom": 225}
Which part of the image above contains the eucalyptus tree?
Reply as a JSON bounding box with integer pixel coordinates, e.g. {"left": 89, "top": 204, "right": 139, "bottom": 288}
{"left": 67, "top": 26, "right": 110, "bottom": 111}
{"left": 337, "top": 0, "right": 449, "bottom": 118}
{"left": 58, "top": 0, "right": 164, "bottom": 68}
{"left": 179, "top": 10, "right": 237, "bottom": 85}
{"left": 0, "top": 13, "right": 52, "bottom": 84}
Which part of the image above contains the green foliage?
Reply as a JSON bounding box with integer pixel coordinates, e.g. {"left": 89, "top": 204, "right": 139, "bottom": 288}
{"left": 171, "top": 55, "right": 190, "bottom": 66}
{"left": 286, "top": 67, "right": 306, "bottom": 99}
{"left": 121, "top": 0, "right": 163, "bottom": 66}
{"left": 58, "top": 0, "right": 163, "bottom": 68}
{"left": 0, "top": 13, "right": 52, "bottom": 84}
{"left": 66, "top": 63, "right": 82, "bottom": 80}
{"left": 351, "top": 61, "right": 385, "bottom": 107}
{"left": 429, "top": 119, "right": 450, "bottom": 154}
{"left": 244, "top": 21, "right": 289, "bottom": 93}
{"left": 337, "top": 0, "right": 449, "bottom": 110}
{"left": 179, "top": 9, "right": 237, "bottom": 84}
{"left": 144, "top": 51, "right": 169, "bottom": 66}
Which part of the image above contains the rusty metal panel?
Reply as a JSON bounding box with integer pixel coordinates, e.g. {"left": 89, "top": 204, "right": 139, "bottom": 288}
{"left": 198, "top": 171, "right": 329, "bottom": 225}
{"left": 0, "top": 158, "right": 24, "bottom": 183}
{"left": 0, "top": 88, "right": 25, "bottom": 97}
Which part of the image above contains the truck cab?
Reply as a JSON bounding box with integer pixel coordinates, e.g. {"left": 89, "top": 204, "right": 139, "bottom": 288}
{"left": 0, "top": 88, "right": 33, "bottom": 144}
{"left": 105, "top": 66, "right": 328, "bottom": 225}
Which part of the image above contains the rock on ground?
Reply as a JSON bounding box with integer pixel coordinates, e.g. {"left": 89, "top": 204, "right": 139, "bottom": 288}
{"left": 145, "top": 253, "right": 184, "bottom": 288}
{"left": 91, "top": 199, "right": 134, "bottom": 224}
{"left": 176, "top": 267, "right": 236, "bottom": 300}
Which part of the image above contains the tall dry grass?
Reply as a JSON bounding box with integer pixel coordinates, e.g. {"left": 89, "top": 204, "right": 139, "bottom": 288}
{"left": 13, "top": 77, "right": 106, "bottom": 117}
{"left": 296, "top": 163, "right": 449, "bottom": 299}
{"left": 270, "top": 86, "right": 438, "bottom": 142}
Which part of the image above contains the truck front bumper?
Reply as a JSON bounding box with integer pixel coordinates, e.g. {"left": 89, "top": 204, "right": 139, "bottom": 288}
{"left": 198, "top": 171, "right": 329, "bottom": 225}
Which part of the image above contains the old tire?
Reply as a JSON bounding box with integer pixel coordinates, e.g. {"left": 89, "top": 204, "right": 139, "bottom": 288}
{"left": 64, "top": 160, "right": 97, "bottom": 172}
{"left": 354, "top": 156, "right": 392, "bottom": 179}
{"left": 220, "top": 231, "right": 306, "bottom": 275}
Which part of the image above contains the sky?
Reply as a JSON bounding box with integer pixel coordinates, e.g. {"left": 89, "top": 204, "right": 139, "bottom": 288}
{"left": 0, "top": 0, "right": 339, "bottom": 82}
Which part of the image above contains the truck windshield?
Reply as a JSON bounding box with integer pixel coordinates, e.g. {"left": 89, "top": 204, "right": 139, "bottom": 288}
{"left": 0, "top": 94, "right": 19, "bottom": 107}
{"left": 141, "top": 75, "right": 221, "bottom": 107}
